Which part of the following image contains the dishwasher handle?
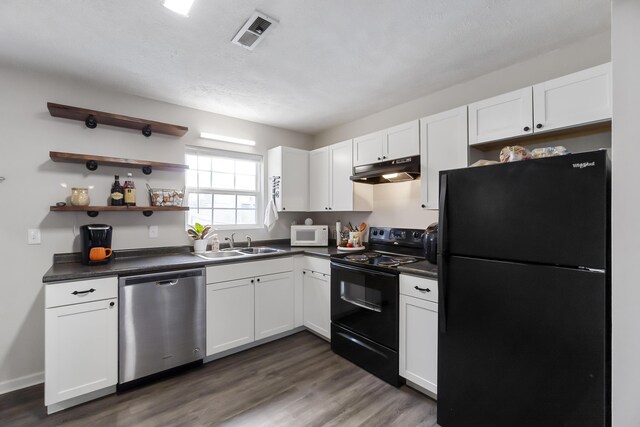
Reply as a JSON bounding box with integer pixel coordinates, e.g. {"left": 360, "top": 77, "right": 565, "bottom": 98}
{"left": 120, "top": 268, "right": 204, "bottom": 287}
{"left": 156, "top": 280, "right": 178, "bottom": 286}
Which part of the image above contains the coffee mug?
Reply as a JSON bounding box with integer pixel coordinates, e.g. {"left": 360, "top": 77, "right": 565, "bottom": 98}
{"left": 89, "top": 247, "right": 112, "bottom": 261}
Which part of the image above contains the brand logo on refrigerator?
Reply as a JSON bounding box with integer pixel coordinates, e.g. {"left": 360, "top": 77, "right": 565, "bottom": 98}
{"left": 572, "top": 161, "right": 595, "bottom": 169}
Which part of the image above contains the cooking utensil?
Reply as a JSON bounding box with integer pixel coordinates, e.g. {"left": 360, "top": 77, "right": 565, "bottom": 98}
{"left": 359, "top": 223, "right": 366, "bottom": 232}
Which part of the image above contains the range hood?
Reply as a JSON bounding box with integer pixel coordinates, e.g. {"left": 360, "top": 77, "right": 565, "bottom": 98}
{"left": 350, "top": 155, "right": 420, "bottom": 184}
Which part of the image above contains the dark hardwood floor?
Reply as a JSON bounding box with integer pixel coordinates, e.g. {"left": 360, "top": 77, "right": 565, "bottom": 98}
{"left": 0, "top": 332, "right": 437, "bottom": 426}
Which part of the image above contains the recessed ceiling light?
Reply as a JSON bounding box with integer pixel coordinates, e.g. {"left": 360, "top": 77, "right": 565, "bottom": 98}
{"left": 163, "top": 0, "right": 195, "bottom": 16}
{"left": 200, "top": 132, "right": 256, "bottom": 146}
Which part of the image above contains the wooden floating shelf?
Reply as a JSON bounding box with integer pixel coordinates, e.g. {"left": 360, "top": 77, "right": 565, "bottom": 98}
{"left": 50, "top": 151, "right": 189, "bottom": 175}
{"left": 47, "top": 102, "right": 188, "bottom": 137}
{"left": 50, "top": 205, "right": 189, "bottom": 218}
{"left": 470, "top": 120, "right": 612, "bottom": 152}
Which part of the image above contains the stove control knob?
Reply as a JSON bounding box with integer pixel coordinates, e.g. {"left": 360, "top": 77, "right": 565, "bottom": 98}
{"left": 372, "top": 230, "right": 378, "bottom": 236}
{"left": 413, "top": 231, "right": 422, "bottom": 239}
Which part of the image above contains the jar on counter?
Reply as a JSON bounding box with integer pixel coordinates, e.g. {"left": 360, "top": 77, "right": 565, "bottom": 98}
{"left": 70, "top": 188, "right": 90, "bottom": 206}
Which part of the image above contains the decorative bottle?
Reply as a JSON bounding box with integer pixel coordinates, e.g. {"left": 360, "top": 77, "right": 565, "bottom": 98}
{"left": 124, "top": 173, "right": 136, "bottom": 206}
{"left": 110, "top": 175, "right": 124, "bottom": 206}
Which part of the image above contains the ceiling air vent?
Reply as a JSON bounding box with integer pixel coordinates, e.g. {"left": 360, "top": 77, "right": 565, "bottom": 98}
{"left": 231, "top": 11, "right": 278, "bottom": 51}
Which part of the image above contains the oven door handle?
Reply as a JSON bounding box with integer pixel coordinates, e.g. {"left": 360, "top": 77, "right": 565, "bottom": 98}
{"left": 340, "top": 294, "right": 382, "bottom": 313}
{"left": 330, "top": 262, "right": 398, "bottom": 278}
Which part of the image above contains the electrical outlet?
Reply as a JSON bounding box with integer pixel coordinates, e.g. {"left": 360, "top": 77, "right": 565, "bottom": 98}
{"left": 148, "top": 225, "right": 159, "bottom": 239}
{"left": 27, "top": 228, "right": 41, "bottom": 245}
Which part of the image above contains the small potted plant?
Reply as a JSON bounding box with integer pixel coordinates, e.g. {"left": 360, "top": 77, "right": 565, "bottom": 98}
{"left": 188, "top": 223, "right": 213, "bottom": 254}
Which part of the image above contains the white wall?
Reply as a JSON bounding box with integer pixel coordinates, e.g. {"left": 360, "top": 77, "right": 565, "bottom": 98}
{"left": 311, "top": 31, "right": 611, "bottom": 232}
{"left": 611, "top": 0, "right": 640, "bottom": 425}
{"left": 0, "top": 64, "right": 313, "bottom": 391}
{"left": 313, "top": 31, "right": 611, "bottom": 148}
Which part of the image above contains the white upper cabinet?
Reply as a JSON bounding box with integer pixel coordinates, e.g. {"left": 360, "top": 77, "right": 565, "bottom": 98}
{"left": 468, "top": 88, "right": 533, "bottom": 145}
{"left": 420, "top": 106, "right": 468, "bottom": 210}
{"left": 353, "top": 131, "right": 385, "bottom": 166}
{"left": 353, "top": 120, "right": 419, "bottom": 166}
{"left": 469, "top": 63, "right": 612, "bottom": 146}
{"left": 267, "top": 146, "right": 309, "bottom": 212}
{"left": 309, "top": 140, "right": 372, "bottom": 212}
{"left": 385, "top": 120, "right": 420, "bottom": 160}
{"left": 309, "top": 147, "right": 330, "bottom": 211}
{"left": 533, "top": 62, "right": 612, "bottom": 133}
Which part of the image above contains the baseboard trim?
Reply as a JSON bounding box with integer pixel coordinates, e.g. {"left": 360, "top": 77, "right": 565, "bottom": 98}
{"left": 0, "top": 371, "right": 44, "bottom": 396}
{"left": 405, "top": 378, "right": 438, "bottom": 401}
{"left": 204, "top": 326, "right": 307, "bottom": 362}
{"left": 47, "top": 385, "right": 116, "bottom": 414}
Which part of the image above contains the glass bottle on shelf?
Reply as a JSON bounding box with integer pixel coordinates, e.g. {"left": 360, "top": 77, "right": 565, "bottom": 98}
{"left": 124, "top": 172, "right": 136, "bottom": 206}
{"left": 110, "top": 175, "right": 124, "bottom": 206}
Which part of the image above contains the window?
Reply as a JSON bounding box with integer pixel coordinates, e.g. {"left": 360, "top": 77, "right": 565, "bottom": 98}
{"left": 185, "top": 147, "right": 262, "bottom": 228}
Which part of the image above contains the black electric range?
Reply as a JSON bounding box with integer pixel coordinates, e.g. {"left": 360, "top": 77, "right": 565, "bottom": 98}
{"left": 331, "top": 227, "right": 425, "bottom": 271}
{"left": 330, "top": 227, "right": 425, "bottom": 386}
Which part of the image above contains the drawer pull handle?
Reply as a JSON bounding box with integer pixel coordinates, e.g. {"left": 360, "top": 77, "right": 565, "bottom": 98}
{"left": 414, "top": 286, "right": 431, "bottom": 293}
{"left": 72, "top": 288, "right": 95, "bottom": 295}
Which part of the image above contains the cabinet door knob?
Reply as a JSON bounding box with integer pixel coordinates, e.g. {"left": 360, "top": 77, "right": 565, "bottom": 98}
{"left": 282, "top": 207, "right": 286, "bottom": 211}
{"left": 257, "top": 278, "right": 260, "bottom": 282}
{"left": 109, "top": 301, "right": 115, "bottom": 307}
{"left": 536, "top": 123, "right": 543, "bottom": 129}
{"left": 377, "top": 157, "right": 381, "bottom": 161}
{"left": 251, "top": 279, "right": 254, "bottom": 283}
{"left": 523, "top": 126, "right": 530, "bottom": 132}
{"left": 421, "top": 204, "right": 426, "bottom": 208}
{"left": 382, "top": 156, "right": 386, "bottom": 159}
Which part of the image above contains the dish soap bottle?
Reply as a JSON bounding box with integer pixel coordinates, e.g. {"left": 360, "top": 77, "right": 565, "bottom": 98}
{"left": 211, "top": 234, "right": 220, "bottom": 252}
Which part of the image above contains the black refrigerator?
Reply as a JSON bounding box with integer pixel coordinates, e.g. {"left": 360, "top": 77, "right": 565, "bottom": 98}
{"left": 437, "top": 149, "right": 611, "bottom": 427}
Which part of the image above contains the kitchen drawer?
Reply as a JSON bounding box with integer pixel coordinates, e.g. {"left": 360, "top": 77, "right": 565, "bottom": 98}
{"left": 304, "top": 256, "right": 331, "bottom": 275}
{"left": 45, "top": 277, "right": 118, "bottom": 308}
{"left": 206, "top": 257, "right": 293, "bottom": 284}
{"left": 400, "top": 274, "right": 438, "bottom": 303}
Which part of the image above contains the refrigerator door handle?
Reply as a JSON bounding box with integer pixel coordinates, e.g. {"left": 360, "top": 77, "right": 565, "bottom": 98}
{"left": 438, "top": 173, "right": 448, "bottom": 333}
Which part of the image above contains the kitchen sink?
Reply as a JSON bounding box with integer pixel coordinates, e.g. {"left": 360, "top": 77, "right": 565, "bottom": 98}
{"left": 194, "top": 251, "right": 247, "bottom": 259}
{"left": 236, "top": 247, "right": 283, "bottom": 255}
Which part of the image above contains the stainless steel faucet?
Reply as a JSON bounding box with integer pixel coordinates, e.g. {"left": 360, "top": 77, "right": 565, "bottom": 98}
{"left": 225, "top": 233, "right": 236, "bottom": 249}
{"left": 246, "top": 235, "right": 252, "bottom": 248}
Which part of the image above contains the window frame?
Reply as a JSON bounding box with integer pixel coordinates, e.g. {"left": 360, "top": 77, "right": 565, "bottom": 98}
{"left": 185, "top": 146, "right": 264, "bottom": 230}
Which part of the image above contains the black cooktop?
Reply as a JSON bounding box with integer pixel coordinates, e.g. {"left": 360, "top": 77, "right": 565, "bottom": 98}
{"left": 331, "top": 227, "right": 425, "bottom": 272}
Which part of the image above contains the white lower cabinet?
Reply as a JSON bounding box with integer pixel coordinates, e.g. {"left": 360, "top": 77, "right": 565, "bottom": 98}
{"left": 399, "top": 274, "right": 438, "bottom": 396}
{"left": 303, "top": 269, "right": 330, "bottom": 339}
{"left": 206, "top": 279, "right": 255, "bottom": 355}
{"left": 205, "top": 258, "right": 295, "bottom": 356}
{"left": 45, "top": 277, "right": 118, "bottom": 409}
{"left": 255, "top": 272, "right": 295, "bottom": 340}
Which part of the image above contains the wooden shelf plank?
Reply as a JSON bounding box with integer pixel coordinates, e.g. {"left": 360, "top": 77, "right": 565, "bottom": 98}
{"left": 50, "top": 206, "right": 189, "bottom": 212}
{"left": 469, "top": 120, "right": 612, "bottom": 152}
{"left": 47, "top": 102, "right": 189, "bottom": 137}
{"left": 50, "top": 151, "right": 189, "bottom": 173}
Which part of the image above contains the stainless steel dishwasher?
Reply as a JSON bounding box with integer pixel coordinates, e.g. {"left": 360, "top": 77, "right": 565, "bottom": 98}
{"left": 119, "top": 268, "right": 205, "bottom": 384}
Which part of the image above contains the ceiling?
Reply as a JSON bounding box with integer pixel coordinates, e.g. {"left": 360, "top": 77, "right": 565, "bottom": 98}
{"left": 0, "top": 1, "right": 610, "bottom": 134}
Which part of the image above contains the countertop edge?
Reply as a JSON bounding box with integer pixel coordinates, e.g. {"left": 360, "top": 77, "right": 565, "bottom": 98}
{"left": 42, "top": 246, "right": 336, "bottom": 283}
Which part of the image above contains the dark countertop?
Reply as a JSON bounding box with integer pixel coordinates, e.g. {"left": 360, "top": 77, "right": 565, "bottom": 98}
{"left": 397, "top": 260, "right": 438, "bottom": 279}
{"left": 43, "top": 243, "right": 342, "bottom": 283}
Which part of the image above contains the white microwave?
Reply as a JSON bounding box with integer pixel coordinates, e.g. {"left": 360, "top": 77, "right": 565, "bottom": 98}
{"left": 291, "top": 225, "right": 329, "bottom": 247}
